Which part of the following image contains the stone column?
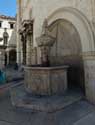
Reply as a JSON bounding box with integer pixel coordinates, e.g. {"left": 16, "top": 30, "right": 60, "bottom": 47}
{"left": 16, "top": 0, "right": 22, "bottom": 65}
{"left": 20, "top": 32, "right": 27, "bottom": 65}
{"left": 20, "top": 40, "right": 23, "bottom": 64}
{"left": 7, "top": 51, "right": 9, "bottom": 65}
{"left": 31, "top": 47, "right": 37, "bottom": 65}
{"left": 83, "top": 53, "right": 95, "bottom": 104}
{"left": 26, "top": 35, "right": 32, "bottom": 66}
{"left": 20, "top": 20, "right": 33, "bottom": 65}
{"left": 23, "top": 35, "right": 27, "bottom": 65}
{"left": 3, "top": 50, "right": 5, "bottom": 68}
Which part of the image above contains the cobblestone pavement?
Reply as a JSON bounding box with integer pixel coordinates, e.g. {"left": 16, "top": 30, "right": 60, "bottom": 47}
{"left": 0, "top": 69, "right": 95, "bottom": 125}
{"left": 0, "top": 94, "right": 95, "bottom": 125}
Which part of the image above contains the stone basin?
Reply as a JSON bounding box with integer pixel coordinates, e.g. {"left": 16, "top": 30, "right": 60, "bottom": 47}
{"left": 24, "top": 66, "right": 68, "bottom": 96}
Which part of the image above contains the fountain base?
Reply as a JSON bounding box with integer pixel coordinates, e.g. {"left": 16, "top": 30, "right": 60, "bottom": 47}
{"left": 10, "top": 85, "right": 83, "bottom": 112}
{"left": 24, "top": 66, "right": 68, "bottom": 96}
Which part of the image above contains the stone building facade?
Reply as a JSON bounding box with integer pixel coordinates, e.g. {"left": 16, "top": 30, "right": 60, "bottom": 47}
{"left": 16, "top": 0, "right": 95, "bottom": 103}
{"left": 0, "top": 15, "right": 16, "bottom": 68}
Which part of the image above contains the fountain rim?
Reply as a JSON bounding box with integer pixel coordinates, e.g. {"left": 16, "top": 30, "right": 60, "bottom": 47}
{"left": 24, "top": 65, "right": 69, "bottom": 70}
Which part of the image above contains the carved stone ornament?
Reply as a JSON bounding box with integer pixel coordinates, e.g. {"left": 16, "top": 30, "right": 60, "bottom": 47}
{"left": 22, "top": 20, "right": 33, "bottom": 35}
{"left": 36, "top": 19, "right": 55, "bottom": 66}
{"left": 19, "top": 20, "right": 33, "bottom": 38}
{"left": 36, "top": 19, "right": 55, "bottom": 47}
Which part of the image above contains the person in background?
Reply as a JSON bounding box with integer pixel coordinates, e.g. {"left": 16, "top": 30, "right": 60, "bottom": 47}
{"left": 0, "top": 69, "right": 6, "bottom": 84}
{"left": 14, "top": 63, "right": 18, "bottom": 70}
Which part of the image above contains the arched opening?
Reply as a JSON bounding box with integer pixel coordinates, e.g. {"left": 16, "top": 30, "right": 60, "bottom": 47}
{"left": 48, "top": 19, "right": 85, "bottom": 92}
{"left": 9, "top": 49, "right": 16, "bottom": 65}
{"left": 47, "top": 7, "right": 95, "bottom": 95}
{"left": 47, "top": 7, "right": 94, "bottom": 52}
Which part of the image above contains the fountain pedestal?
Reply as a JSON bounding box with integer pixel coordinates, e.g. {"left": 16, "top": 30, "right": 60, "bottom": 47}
{"left": 24, "top": 66, "right": 68, "bottom": 96}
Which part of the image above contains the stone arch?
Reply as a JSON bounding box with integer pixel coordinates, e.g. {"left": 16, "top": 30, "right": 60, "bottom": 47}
{"left": 47, "top": 18, "right": 84, "bottom": 90}
{"left": 46, "top": 7, "right": 95, "bottom": 91}
{"left": 47, "top": 7, "right": 95, "bottom": 53}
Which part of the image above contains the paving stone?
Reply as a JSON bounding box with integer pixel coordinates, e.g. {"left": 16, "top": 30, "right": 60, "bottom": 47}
{"left": 54, "top": 100, "right": 95, "bottom": 125}
{"left": 0, "top": 78, "right": 95, "bottom": 125}
{"left": 0, "top": 97, "right": 12, "bottom": 113}
{"left": 0, "top": 121, "right": 14, "bottom": 125}
{"left": 74, "top": 112, "right": 95, "bottom": 125}
{"left": 19, "top": 100, "right": 95, "bottom": 125}
{"left": 0, "top": 110, "right": 32, "bottom": 124}
{"left": 0, "top": 96, "right": 32, "bottom": 124}
{"left": 29, "top": 112, "right": 57, "bottom": 125}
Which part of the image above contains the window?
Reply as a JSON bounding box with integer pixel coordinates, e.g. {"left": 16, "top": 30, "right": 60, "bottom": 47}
{"left": 9, "top": 22, "right": 14, "bottom": 29}
{"left": 0, "top": 21, "right": 2, "bottom": 28}
{"left": 10, "top": 23, "right": 14, "bottom": 29}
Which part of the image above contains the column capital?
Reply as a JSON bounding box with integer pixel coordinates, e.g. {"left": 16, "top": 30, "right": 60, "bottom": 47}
{"left": 19, "top": 19, "right": 33, "bottom": 40}
{"left": 22, "top": 20, "right": 33, "bottom": 35}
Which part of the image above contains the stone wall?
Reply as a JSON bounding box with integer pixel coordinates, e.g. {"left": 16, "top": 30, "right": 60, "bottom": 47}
{"left": 83, "top": 55, "right": 95, "bottom": 103}
{"left": 17, "top": 0, "right": 95, "bottom": 45}
{"left": 17, "top": 0, "right": 95, "bottom": 62}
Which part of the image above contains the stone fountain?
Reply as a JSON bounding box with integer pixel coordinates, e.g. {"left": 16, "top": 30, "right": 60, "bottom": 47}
{"left": 24, "top": 19, "right": 68, "bottom": 96}
{"left": 11, "top": 19, "right": 77, "bottom": 113}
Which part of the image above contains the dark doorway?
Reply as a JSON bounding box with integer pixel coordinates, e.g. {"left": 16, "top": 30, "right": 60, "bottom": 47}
{"left": 9, "top": 49, "right": 16, "bottom": 65}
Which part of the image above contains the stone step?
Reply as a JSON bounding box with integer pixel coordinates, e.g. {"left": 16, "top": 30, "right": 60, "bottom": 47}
{"left": 10, "top": 84, "right": 84, "bottom": 112}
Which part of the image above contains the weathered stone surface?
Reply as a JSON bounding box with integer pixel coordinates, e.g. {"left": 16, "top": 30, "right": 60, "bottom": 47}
{"left": 24, "top": 66, "right": 68, "bottom": 95}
